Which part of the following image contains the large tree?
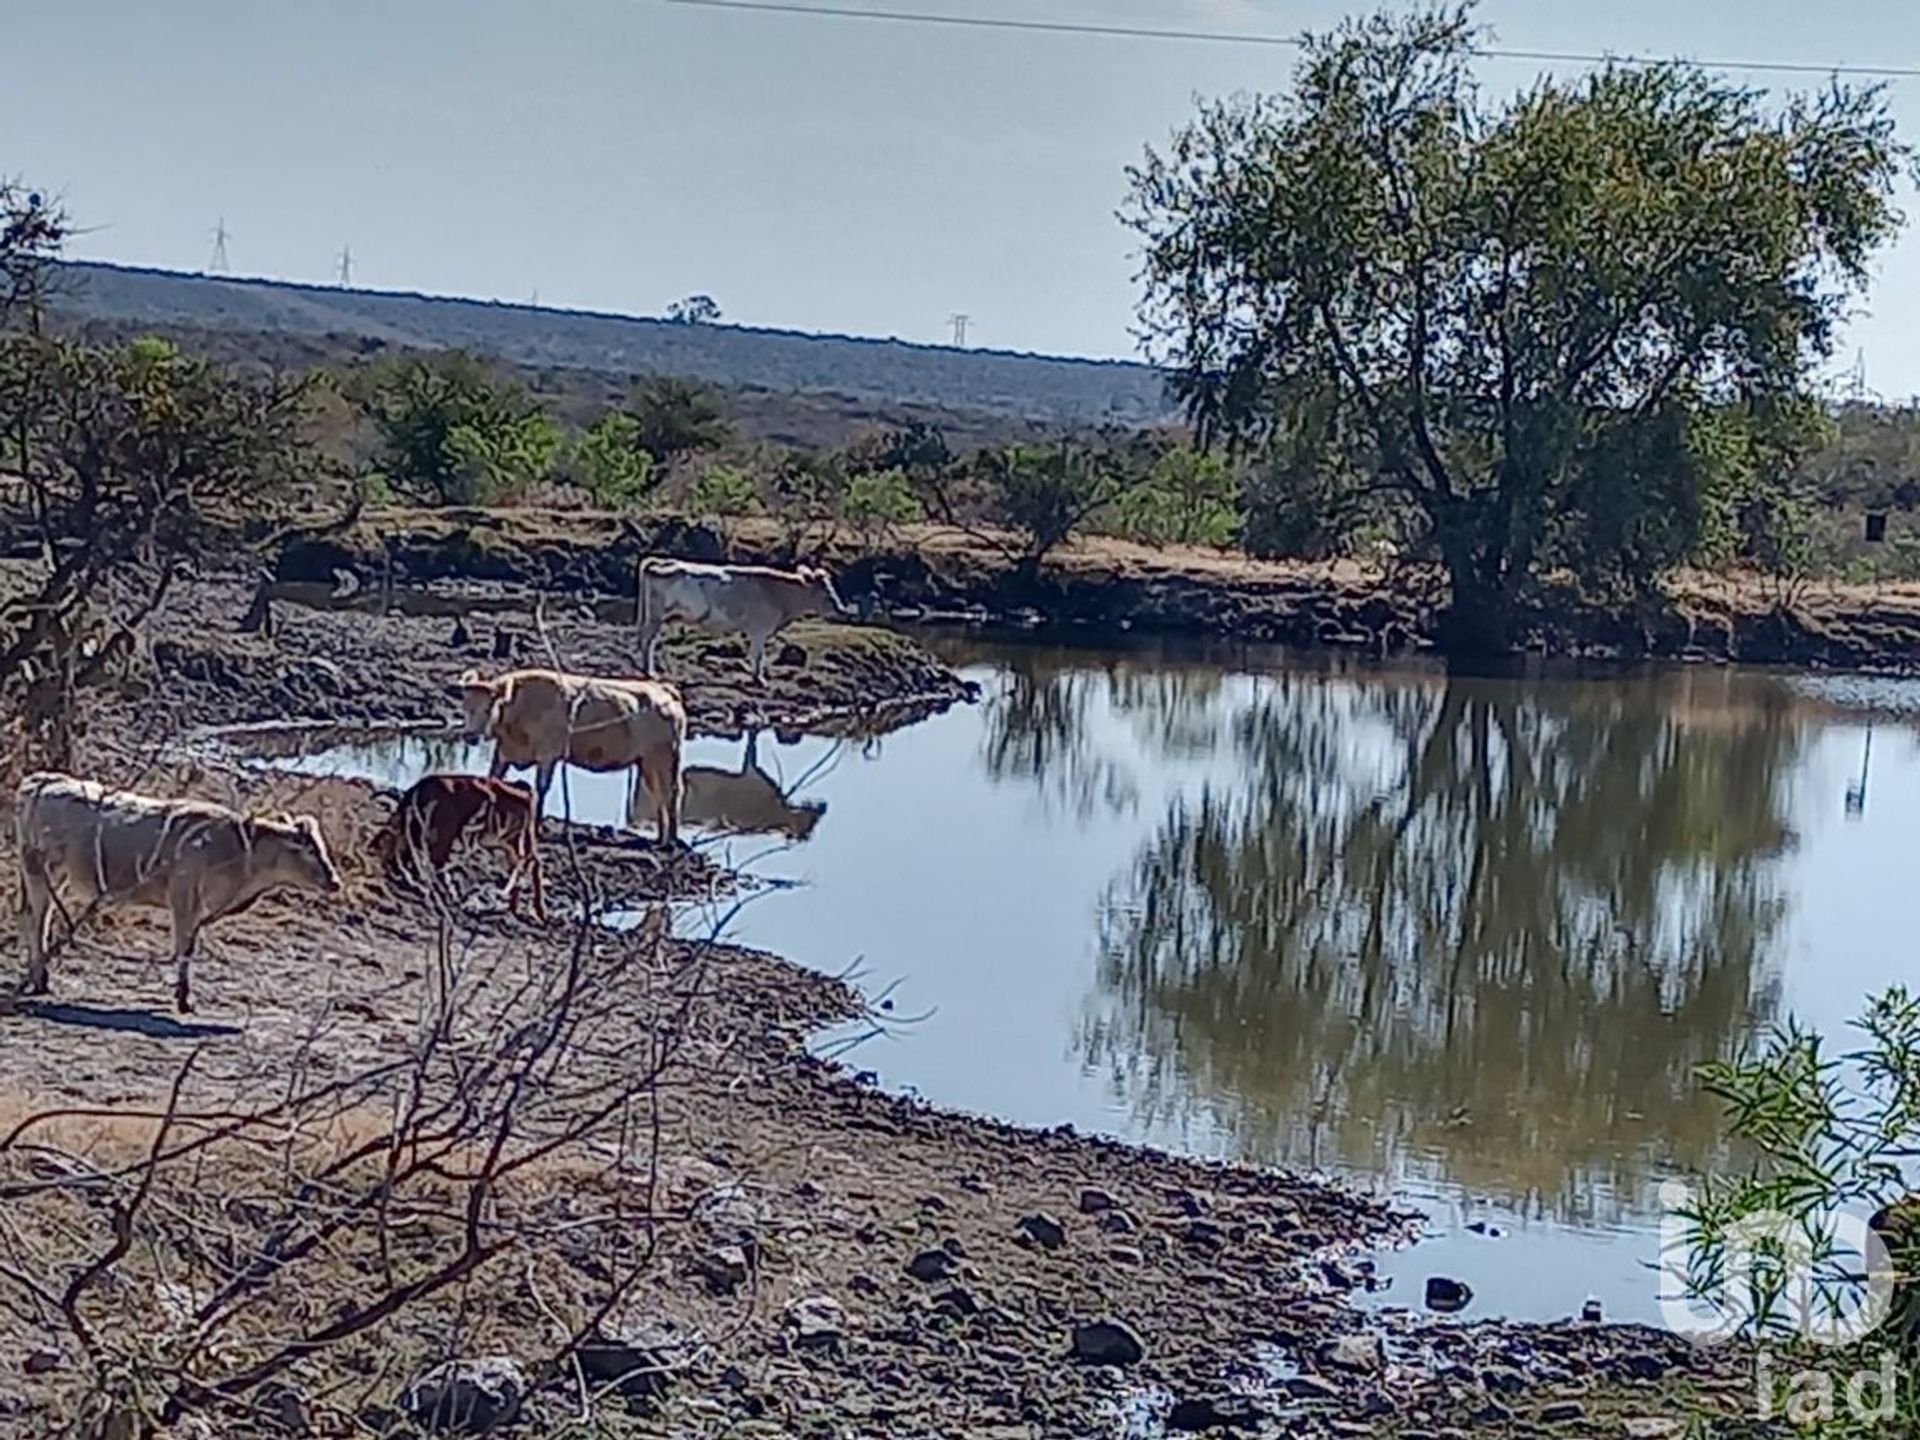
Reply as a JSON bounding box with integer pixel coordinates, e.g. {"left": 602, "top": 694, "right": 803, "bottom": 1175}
{"left": 1124, "top": 4, "right": 1911, "bottom": 649}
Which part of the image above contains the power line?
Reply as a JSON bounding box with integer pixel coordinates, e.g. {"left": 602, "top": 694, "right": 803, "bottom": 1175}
{"left": 656, "top": 0, "right": 1920, "bottom": 79}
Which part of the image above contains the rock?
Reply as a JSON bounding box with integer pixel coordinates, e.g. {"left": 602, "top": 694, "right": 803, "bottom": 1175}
{"left": 1580, "top": 1298, "right": 1603, "bottom": 1323}
{"left": 1099, "top": 1209, "right": 1138, "bottom": 1235}
{"left": 1320, "top": 1333, "right": 1384, "bottom": 1373}
{"left": 22, "top": 1350, "right": 61, "bottom": 1376}
{"left": 1464, "top": 1220, "right": 1504, "bottom": 1238}
{"left": 941, "top": 1235, "right": 969, "bottom": 1259}
{"left": 1109, "top": 1245, "right": 1145, "bottom": 1266}
{"left": 256, "top": 1380, "right": 314, "bottom": 1433}
{"left": 1285, "top": 1374, "right": 1344, "bottom": 1402}
{"left": 1182, "top": 1219, "right": 1227, "bottom": 1249}
{"left": 907, "top": 1248, "right": 959, "bottom": 1283}
{"left": 691, "top": 1244, "right": 750, "bottom": 1293}
{"left": 1481, "top": 1366, "right": 1528, "bottom": 1395}
{"left": 1167, "top": 1395, "right": 1262, "bottom": 1431}
{"left": 1424, "top": 1276, "right": 1473, "bottom": 1313}
{"left": 785, "top": 1295, "right": 845, "bottom": 1352}
{"left": 1078, "top": 1187, "right": 1117, "bottom": 1214}
{"left": 1016, "top": 1213, "right": 1067, "bottom": 1250}
{"left": 1472, "top": 1402, "right": 1515, "bottom": 1425}
{"left": 933, "top": 1285, "right": 980, "bottom": 1317}
{"left": 1174, "top": 1189, "right": 1212, "bottom": 1217}
{"left": 399, "top": 1357, "right": 526, "bottom": 1434}
{"left": 1543, "top": 1402, "right": 1586, "bottom": 1423}
{"left": 1070, "top": 1319, "right": 1146, "bottom": 1366}
{"left": 577, "top": 1320, "right": 697, "bottom": 1400}
{"left": 1614, "top": 1351, "right": 1668, "bottom": 1382}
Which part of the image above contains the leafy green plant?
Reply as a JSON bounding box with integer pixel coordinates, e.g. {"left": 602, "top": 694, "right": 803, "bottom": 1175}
{"left": 356, "top": 352, "right": 560, "bottom": 505}
{"left": 1110, "top": 446, "right": 1240, "bottom": 548}
{"left": 844, "top": 468, "right": 924, "bottom": 542}
{"left": 983, "top": 441, "right": 1131, "bottom": 566}
{"left": 686, "top": 461, "right": 760, "bottom": 520}
{"left": 569, "top": 412, "right": 659, "bottom": 508}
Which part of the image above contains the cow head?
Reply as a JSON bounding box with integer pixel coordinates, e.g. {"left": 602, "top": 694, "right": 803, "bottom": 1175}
{"left": 797, "top": 566, "right": 851, "bottom": 619}
{"left": 267, "top": 812, "right": 344, "bottom": 896}
{"left": 453, "top": 669, "right": 502, "bottom": 739}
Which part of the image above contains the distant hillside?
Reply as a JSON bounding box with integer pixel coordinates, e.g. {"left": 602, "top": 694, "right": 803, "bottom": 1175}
{"left": 51, "top": 262, "right": 1174, "bottom": 428}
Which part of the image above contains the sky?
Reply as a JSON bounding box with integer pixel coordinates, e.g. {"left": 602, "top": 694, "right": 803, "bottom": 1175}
{"left": 8, "top": 0, "right": 1920, "bottom": 391}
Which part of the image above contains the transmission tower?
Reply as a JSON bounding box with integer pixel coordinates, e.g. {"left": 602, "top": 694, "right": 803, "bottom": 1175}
{"left": 208, "top": 218, "right": 231, "bottom": 273}
{"left": 337, "top": 245, "right": 353, "bottom": 287}
{"left": 948, "top": 312, "right": 971, "bottom": 347}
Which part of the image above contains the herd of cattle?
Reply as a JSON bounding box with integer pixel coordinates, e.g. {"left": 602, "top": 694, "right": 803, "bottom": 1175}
{"left": 12, "top": 557, "right": 851, "bottom": 1012}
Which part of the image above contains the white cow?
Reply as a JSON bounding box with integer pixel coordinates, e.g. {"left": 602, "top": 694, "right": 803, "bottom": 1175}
{"left": 15, "top": 772, "right": 343, "bottom": 1013}
{"left": 636, "top": 557, "right": 850, "bottom": 680}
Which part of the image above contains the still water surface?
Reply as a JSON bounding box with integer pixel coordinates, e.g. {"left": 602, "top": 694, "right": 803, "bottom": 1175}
{"left": 275, "top": 638, "right": 1920, "bottom": 1327}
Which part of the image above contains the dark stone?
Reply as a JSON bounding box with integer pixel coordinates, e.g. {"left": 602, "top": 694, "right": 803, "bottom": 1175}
{"left": 1464, "top": 1220, "right": 1504, "bottom": 1238}
{"left": 1615, "top": 1351, "right": 1669, "bottom": 1382}
{"left": 691, "top": 1244, "right": 750, "bottom": 1293}
{"left": 1099, "top": 1209, "right": 1138, "bottom": 1235}
{"left": 1580, "top": 1298, "right": 1603, "bottom": 1323}
{"left": 907, "top": 1248, "right": 959, "bottom": 1283}
{"left": 21, "top": 1350, "right": 61, "bottom": 1376}
{"left": 933, "top": 1285, "right": 980, "bottom": 1316}
{"left": 399, "top": 1357, "right": 526, "bottom": 1434}
{"left": 1109, "top": 1245, "right": 1145, "bottom": 1266}
{"left": 1174, "top": 1189, "right": 1212, "bottom": 1217}
{"left": 1472, "top": 1403, "right": 1514, "bottom": 1426}
{"left": 1167, "top": 1395, "right": 1262, "bottom": 1431}
{"left": 576, "top": 1320, "right": 697, "bottom": 1401}
{"left": 1481, "top": 1366, "right": 1528, "bottom": 1395}
{"left": 1070, "top": 1319, "right": 1145, "bottom": 1366}
{"left": 256, "top": 1380, "right": 314, "bottom": 1434}
{"left": 1424, "top": 1276, "right": 1473, "bottom": 1313}
{"left": 1285, "top": 1374, "right": 1344, "bottom": 1402}
{"left": 1078, "top": 1187, "right": 1117, "bottom": 1214}
{"left": 1016, "top": 1213, "right": 1067, "bottom": 1250}
{"left": 1183, "top": 1219, "right": 1227, "bottom": 1249}
{"left": 1543, "top": 1402, "right": 1586, "bottom": 1423}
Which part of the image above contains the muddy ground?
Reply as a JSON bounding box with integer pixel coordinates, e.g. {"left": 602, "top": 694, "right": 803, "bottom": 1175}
{"left": 278, "top": 506, "right": 1920, "bottom": 671}
{"left": 0, "top": 564, "right": 1756, "bottom": 1438}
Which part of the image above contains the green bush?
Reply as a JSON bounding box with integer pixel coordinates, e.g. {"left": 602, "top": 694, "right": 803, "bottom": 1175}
{"left": 570, "top": 412, "right": 659, "bottom": 508}
{"left": 687, "top": 462, "right": 761, "bottom": 520}
{"left": 844, "top": 468, "right": 924, "bottom": 538}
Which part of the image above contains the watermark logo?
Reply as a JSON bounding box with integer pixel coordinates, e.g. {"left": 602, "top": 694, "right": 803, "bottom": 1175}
{"left": 1655, "top": 1179, "right": 1898, "bottom": 1346}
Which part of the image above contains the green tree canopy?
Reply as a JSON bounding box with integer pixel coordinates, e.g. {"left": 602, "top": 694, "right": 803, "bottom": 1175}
{"left": 626, "top": 375, "right": 734, "bottom": 465}
{"left": 356, "top": 351, "right": 559, "bottom": 506}
{"left": 1124, "top": 3, "right": 1911, "bottom": 648}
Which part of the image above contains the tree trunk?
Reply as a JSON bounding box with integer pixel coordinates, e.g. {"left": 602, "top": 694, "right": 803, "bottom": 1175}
{"left": 1434, "top": 530, "right": 1520, "bottom": 656}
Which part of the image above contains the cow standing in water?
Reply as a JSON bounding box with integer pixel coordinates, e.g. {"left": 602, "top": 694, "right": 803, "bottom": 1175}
{"left": 453, "top": 666, "right": 686, "bottom": 846}
{"left": 635, "top": 557, "right": 850, "bottom": 680}
{"left": 14, "top": 772, "right": 343, "bottom": 1012}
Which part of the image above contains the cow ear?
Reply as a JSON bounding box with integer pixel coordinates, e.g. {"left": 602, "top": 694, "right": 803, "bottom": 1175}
{"left": 452, "top": 667, "right": 486, "bottom": 693}
{"left": 294, "top": 814, "right": 325, "bottom": 843}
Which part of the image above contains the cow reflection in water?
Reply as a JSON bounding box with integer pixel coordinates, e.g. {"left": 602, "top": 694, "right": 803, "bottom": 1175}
{"left": 626, "top": 732, "right": 826, "bottom": 842}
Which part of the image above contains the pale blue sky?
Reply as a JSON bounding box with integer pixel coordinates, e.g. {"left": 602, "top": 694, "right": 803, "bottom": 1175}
{"left": 8, "top": 0, "right": 1920, "bottom": 390}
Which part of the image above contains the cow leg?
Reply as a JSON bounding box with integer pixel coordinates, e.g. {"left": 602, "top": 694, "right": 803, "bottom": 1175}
{"left": 646, "top": 747, "right": 683, "bottom": 848}
{"left": 487, "top": 745, "right": 510, "bottom": 781}
{"left": 522, "top": 834, "right": 548, "bottom": 923}
{"left": 534, "top": 761, "right": 557, "bottom": 822}
{"left": 169, "top": 884, "right": 202, "bottom": 1014}
{"left": 747, "top": 631, "right": 768, "bottom": 682}
{"left": 18, "top": 858, "right": 53, "bottom": 996}
{"left": 639, "top": 621, "right": 663, "bottom": 676}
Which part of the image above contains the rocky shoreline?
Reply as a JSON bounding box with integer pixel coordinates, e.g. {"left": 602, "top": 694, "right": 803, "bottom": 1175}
{"left": 0, "top": 562, "right": 1751, "bottom": 1437}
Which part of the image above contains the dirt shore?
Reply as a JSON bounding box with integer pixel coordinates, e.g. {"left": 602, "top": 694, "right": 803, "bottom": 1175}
{"left": 0, "top": 565, "right": 1751, "bottom": 1437}
{"left": 276, "top": 506, "right": 1920, "bottom": 672}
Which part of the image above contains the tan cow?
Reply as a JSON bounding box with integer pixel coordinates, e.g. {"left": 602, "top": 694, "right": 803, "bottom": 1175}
{"left": 454, "top": 666, "right": 686, "bottom": 845}
{"left": 636, "top": 557, "right": 850, "bottom": 680}
{"left": 15, "top": 772, "right": 343, "bottom": 1013}
{"left": 627, "top": 732, "right": 826, "bottom": 841}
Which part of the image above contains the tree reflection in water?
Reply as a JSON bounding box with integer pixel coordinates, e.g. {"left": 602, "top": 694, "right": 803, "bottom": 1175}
{"left": 980, "top": 648, "right": 1801, "bottom": 1225}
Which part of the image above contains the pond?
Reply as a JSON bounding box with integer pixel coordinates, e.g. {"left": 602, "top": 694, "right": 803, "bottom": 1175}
{"left": 269, "top": 634, "right": 1920, "bottom": 1329}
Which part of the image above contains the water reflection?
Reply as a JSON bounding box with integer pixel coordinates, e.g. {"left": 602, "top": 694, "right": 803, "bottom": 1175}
{"left": 628, "top": 732, "right": 829, "bottom": 841}
{"left": 983, "top": 654, "right": 1800, "bottom": 1224}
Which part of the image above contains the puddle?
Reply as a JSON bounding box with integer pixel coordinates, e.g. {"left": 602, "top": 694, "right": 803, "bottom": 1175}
{"left": 257, "top": 636, "right": 1920, "bottom": 1330}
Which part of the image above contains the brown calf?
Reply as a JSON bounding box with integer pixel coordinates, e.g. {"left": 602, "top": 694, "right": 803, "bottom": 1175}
{"left": 371, "top": 774, "right": 546, "bottom": 922}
